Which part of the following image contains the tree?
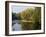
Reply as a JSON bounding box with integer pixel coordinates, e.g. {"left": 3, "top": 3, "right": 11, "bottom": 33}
{"left": 31, "top": 7, "right": 41, "bottom": 30}
{"left": 20, "top": 8, "right": 34, "bottom": 21}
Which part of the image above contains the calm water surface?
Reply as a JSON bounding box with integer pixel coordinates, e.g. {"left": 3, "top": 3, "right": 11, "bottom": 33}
{"left": 12, "top": 20, "right": 22, "bottom": 31}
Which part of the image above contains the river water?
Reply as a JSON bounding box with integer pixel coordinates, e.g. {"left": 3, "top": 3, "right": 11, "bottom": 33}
{"left": 12, "top": 20, "right": 22, "bottom": 31}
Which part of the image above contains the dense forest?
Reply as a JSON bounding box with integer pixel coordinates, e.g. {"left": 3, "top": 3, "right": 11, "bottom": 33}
{"left": 12, "top": 7, "right": 41, "bottom": 30}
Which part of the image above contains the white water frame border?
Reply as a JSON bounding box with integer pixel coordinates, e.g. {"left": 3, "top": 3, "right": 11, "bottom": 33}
{"left": 5, "top": 1, "right": 45, "bottom": 36}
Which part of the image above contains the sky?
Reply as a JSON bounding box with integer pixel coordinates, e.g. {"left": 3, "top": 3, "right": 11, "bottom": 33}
{"left": 12, "top": 5, "right": 35, "bottom": 14}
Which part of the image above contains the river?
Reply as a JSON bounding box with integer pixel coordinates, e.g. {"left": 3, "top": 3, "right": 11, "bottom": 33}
{"left": 12, "top": 20, "right": 22, "bottom": 31}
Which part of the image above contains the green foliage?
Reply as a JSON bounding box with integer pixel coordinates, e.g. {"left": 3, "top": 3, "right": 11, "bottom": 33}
{"left": 20, "top": 8, "right": 34, "bottom": 21}
{"left": 32, "top": 7, "right": 41, "bottom": 22}
{"left": 31, "top": 7, "right": 41, "bottom": 30}
{"left": 17, "top": 7, "right": 41, "bottom": 30}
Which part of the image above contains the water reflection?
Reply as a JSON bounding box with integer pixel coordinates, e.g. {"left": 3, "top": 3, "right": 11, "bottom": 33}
{"left": 12, "top": 20, "right": 22, "bottom": 31}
